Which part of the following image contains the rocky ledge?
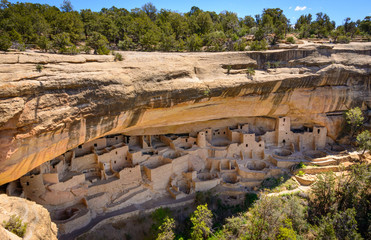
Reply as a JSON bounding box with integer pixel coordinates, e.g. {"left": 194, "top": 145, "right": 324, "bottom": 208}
{"left": 0, "top": 43, "right": 370, "bottom": 185}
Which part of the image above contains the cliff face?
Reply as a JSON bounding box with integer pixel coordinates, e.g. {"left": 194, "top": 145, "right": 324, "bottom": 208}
{"left": 0, "top": 194, "right": 58, "bottom": 240}
{"left": 0, "top": 43, "right": 370, "bottom": 185}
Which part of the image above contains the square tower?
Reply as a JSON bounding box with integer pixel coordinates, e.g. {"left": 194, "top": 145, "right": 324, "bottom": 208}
{"left": 276, "top": 117, "right": 292, "bottom": 147}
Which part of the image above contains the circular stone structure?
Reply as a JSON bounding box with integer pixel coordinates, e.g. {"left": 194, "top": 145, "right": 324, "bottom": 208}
{"left": 245, "top": 161, "right": 267, "bottom": 171}
{"left": 273, "top": 149, "right": 293, "bottom": 157}
{"left": 52, "top": 208, "right": 79, "bottom": 221}
{"left": 304, "top": 150, "right": 327, "bottom": 159}
{"left": 328, "top": 144, "right": 346, "bottom": 152}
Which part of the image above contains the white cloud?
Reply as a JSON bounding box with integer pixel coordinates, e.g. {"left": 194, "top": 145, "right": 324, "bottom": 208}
{"left": 295, "top": 6, "right": 307, "bottom": 11}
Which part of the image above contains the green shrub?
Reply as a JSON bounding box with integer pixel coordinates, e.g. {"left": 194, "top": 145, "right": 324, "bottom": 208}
{"left": 227, "top": 65, "right": 232, "bottom": 74}
{"left": 3, "top": 215, "right": 27, "bottom": 238}
{"left": 246, "top": 67, "right": 255, "bottom": 78}
{"left": 66, "top": 44, "right": 80, "bottom": 55}
{"left": 97, "top": 45, "right": 110, "bottom": 55}
{"left": 82, "top": 45, "right": 91, "bottom": 54}
{"left": 298, "top": 162, "right": 306, "bottom": 169}
{"left": 37, "top": 36, "right": 52, "bottom": 52}
{"left": 0, "top": 33, "right": 12, "bottom": 51}
{"left": 249, "top": 40, "right": 268, "bottom": 51}
{"left": 36, "top": 64, "right": 43, "bottom": 73}
{"left": 114, "top": 52, "right": 123, "bottom": 61}
{"left": 286, "top": 36, "right": 296, "bottom": 44}
{"left": 337, "top": 35, "right": 350, "bottom": 43}
{"left": 118, "top": 36, "right": 134, "bottom": 50}
{"left": 297, "top": 170, "right": 305, "bottom": 177}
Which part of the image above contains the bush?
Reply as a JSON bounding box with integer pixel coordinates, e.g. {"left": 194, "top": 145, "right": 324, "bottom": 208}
{"left": 87, "top": 32, "right": 110, "bottom": 55}
{"left": 97, "top": 45, "right": 110, "bottom": 55}
{"left": 52, "top": 33, "right": 72, "bottom": 53}
{"left": 297, "top": 170, "right": 305, "bottom": 177}
{"left": 36, "top": 64, "right": 43, "bottom": 72}
{"left": 246, "top": 67, "right": 255, "bottom": 79}
{"left": 82, "top": 45, "right": 91, "bottom": 54}
{"left": 286, "top": 36, "right": 296, "bottom": 44}
{"left": 118, "top": 36, "right": 134, "bottom": 50}
{"left": 186, "top": 34, "right": 202, "bottom": 52}
{"left": 114, "top": 52, "right": 123, "bottom": 61}
{"left": 337, "top": 35, "right": 350, "bottom": 43}
{"left": 0, "top": 33, "right": 12, "bottom": 51}
{"left": 3, "top": 215, "right": 27, "bottom": 238}
{"left": 37, "top": 36, "right": 52, "bottom": 52}
{"left": 356, "top": 130, "right": 371, "bottom": 154}
{"left": 66, "top": 44, "right": 80, "bottom": 55}
{"left": 249, "top": 40, "right": 268, "bottom": 51}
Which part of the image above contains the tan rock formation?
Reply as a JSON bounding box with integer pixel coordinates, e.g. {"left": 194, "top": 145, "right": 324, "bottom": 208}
{"left": 0, "top": 43, "right": 370, "bottom": 185}
{"left": 0, "top": 194, "right": 58, "bottom": 240}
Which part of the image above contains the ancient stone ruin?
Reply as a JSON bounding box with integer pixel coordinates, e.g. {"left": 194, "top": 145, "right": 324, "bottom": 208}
{"left": 5, "top": 116, "right": 336, "bottom": 234}
{"left": 0, "top": 43, "right": 370, "bottom": 237}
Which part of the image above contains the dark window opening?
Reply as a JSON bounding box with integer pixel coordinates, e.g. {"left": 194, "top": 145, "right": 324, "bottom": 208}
{"left": 26, "top": 182, "right": 29, "bottom": 186}
{"left": 286, "top": 132, "right": 288, "bottom": 135}
{"left": 259, "top": 144, "right": 261, "bottom": 147}
{"left": 318, "top": 129, "right": 320, "bottom": 134}
{"left": 246, "top": 144, "right": 248, "bottom": 147}
{"left": 116, "top": 151, "right": 118, "bottom": 155}
{"left": 283, "top": 118, "right": 286, "bottom": 122}
{"left": 186, "top": 139, "right": 188, "bottom": 142}
{"left": 114, "top": 161, "right": 116, "bottom": 164}
{"left": 283, "top": 139, "right": 286, "bottom": 145}
{"left": 116, "top": 137, "right": 118, "bottom": 140}
{"left": 206, "top": 131, "right": 208, "bottom": 133}
{"left": 78, "top": 145, "right": 82, "bottom": 149}
{"left": 223, "top": 132, "right": 225, "bottom": 134}
{"left": 94, "top": 143, "right": 97, "bottom": 147}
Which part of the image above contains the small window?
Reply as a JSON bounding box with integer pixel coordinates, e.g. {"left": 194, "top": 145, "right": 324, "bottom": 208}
{"left": 194, "top": 142, "right": 196, "bottom": 144}
{"left": 26, "top": 182, "right": 29, "bottom": 186}
{"left": 286, "top": 132, "right": 288, "bottom": 135}
{"left": 116, "top": 151, "right": 118, "bottom": 155}
{"left": 318, "top": 129, "right": 320, "bottom": 134}
{"left": 114, "top": 161, "right": 116, "bottom": 164}
{"left": 283, "top": 118, "right": 286, "bottom": 122}
{"left": 186, "top": 139, "right": 188, "bottom": 142}
{"left": 78, "top": 145, "right": 82, "bottom": 149}
{"left": 283, "top": 139, "right": 286, "bottom": 145}
{"left": 246, "top": 144, "right": 248, "bottom": 147}
{"left": 259, "top": 144, "right": 261, "bottom": 147}
{"left": 116, "top": 137, "right": 118, "bottom": 140}
{"left": 206, "top": 131, "right": 208, "bottom": 133}
{"left": 125, "top": 157, "right": 127, "bottom": 160}
{"left": 223, "top": 132, "right": 225, "bottom": 134}
{"left": 94, "top": 143, "right": 97, "bottom": 147}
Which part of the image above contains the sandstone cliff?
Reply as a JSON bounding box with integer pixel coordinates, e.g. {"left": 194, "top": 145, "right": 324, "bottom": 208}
{"left": 0, "top": 194, "right": 58, "bottom": 239}
{"left": 0, "top": 43, "right": 370, "bottom": 185}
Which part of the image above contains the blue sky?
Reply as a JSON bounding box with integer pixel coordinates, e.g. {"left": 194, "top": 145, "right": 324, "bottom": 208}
{"left": 8, "top": 0, "right": 371, "bottom": 26}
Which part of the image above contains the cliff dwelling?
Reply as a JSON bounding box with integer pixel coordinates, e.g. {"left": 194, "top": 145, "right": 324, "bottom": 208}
{"left": 4, "top": 116, "right": 338, "bottom": 234}
{"left": 0, "top": 41, "right": 370, "bottom": 240}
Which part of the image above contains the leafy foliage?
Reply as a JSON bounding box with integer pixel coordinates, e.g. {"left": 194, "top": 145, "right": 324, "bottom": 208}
{"left": 345, "top": 107, "right": 364, "bottom": 137}
{"left": 156, "top": 216, "right": 175, "bottom": 240}
{"left": 0, "top": 1, "right": 370, "bottom": 53}
{"left": 190, "top": 204, "right": 213, "bottom": 239}
{"left": 357, "top": 130, "right": 371, "bottom": 154}
{"left": 3, "top": 215, "right": 27, "bottom": 238}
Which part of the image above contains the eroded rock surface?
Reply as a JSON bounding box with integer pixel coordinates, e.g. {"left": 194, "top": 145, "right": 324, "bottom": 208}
{"left": 0, "top": 194, "right": 58, "bottom": 240}
{"left": 0, "top": 43, "right": 370, "bottom": 185}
